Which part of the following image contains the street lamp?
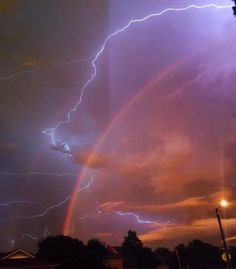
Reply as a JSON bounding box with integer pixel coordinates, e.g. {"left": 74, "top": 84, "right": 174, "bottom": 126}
{"left": 215, "top": 200, "right": 231, "bottom": 269}
{"left": 220, "top": 199, "right": 229, "bottom": 208}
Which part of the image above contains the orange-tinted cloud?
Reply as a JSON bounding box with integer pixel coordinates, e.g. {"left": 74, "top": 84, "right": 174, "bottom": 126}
{"left": 140, "top": 217, "right": 236, "bottom": 248}
{"left": 117, "top": 131, "right": 224, "bottom": 197}
{"left": 100, "top": 201, "right": 125, "bottom": 212}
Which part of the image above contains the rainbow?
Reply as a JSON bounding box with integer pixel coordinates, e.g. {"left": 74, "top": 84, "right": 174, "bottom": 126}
{"left": 63, "top": 58, "right": 188, "bottom": 236}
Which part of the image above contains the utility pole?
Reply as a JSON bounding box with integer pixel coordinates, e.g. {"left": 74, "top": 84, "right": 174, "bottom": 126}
{"left": 215, "top": 208, "right": 231, "bottom": 269}
{"left": 175, "top": 248, "right": 182, "bottom": 269}
{"left": 177, "top": 254, "right": 182, "bottom": 269}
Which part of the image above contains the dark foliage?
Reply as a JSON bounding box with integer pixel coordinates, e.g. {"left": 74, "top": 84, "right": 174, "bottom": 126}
{"left": 155, "top": 247, "right": 176, "bottom": 269}
{"left": 121, "top": 230, "right": 154, "bottom": 269}
{"left": 37, "top": 235, "right": 107, "bottom": 269}
{"left": 186, "top": 240, "right": 225, "bottom": 269}
{"left": 87, "top": 238, "right": 108, "bottom": 269}
{"left": 36, "top": 233, "right": 236, "bottom": 269}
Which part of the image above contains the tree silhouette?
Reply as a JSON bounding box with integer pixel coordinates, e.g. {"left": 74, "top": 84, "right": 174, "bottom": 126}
{"left": 122, "top": 230, "right": 143, "bottom": 249}
{"left": 121, "top": 230, "right": 154, "bottom": 269}
{"left": 155, "top": 247, "right": 176, "bottom": 269}
{"left": 37, "top": 235, "right": 87, "bottom": 269}
{"left": 175, "top": 243, "right": 188, "bottom": 269}
{"left": 87, "top": 238, "right": 107, "bottom": 269}
{"left": 185, "top": 240, "right": 224, "bottom": 269}
{"left": 35, "top": 233, "right": 234, "bottom": 269}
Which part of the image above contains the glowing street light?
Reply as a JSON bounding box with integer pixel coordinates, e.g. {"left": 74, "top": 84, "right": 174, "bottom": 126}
{"left": 215, "top": 199, "right": 231, "bottom": 269}
{"left": 220, "top": 199, "right": 229, "bottom": 208}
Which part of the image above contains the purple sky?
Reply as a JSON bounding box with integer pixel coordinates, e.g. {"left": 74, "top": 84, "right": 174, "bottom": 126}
{"left": 0, "top": 0, "right": 235, "bottom": 251}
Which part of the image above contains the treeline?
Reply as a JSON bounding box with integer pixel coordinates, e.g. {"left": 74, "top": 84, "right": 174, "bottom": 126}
{"left": 36, "top": 230, "right": 236, "bottom": 269}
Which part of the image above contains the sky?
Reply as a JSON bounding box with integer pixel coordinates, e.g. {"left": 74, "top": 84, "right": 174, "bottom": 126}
{"left": 0, "top": 0, "right": 236, "bottom": 252}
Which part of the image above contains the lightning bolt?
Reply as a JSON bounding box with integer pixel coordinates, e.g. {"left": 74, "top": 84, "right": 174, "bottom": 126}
{"left": 116, "top": 211, "right": 158, "bottom": 225}
{"left": 79, "top": 209, "right": 158, "bottom": 225}
{"left": 0, "top": 2, "right": 232, "bottom": 245}
{"left": 10, "top": 233, "right": 38, "bottom": 248}
{"left": 78, "top": 210, "right": 155, "bottom": 226}
{"left": 14, "top": 233, "right": 38, "bottom": 242}
{"left": 10, "top": 226, "right": 50, "bottom": 247}
{"left": 42, "top": 3, "right": 231, "bottom": 146}
{"left": 11, "top": 174, "right": 96, "bottom": 220}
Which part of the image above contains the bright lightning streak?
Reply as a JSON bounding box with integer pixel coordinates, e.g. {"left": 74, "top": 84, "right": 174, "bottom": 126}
{"left": 1, "top": 173, "right": 79, "bottom": 209}
{"left": 11, "top": 226, "right": 50, "bottom": 247}
{"left": 42, "top": 3, "right": 231, "bottom": 145}
{"left": 12, "top": 174, "right": 96, "bottom": 220}
{"left": 1, "top": 171, "right": 78, "bottom": 177}
{"left": 78, "top": 209, "right": 157, "bottom": 225}
{"left": 117, "top": 211, "right": 158, "bottom": 225}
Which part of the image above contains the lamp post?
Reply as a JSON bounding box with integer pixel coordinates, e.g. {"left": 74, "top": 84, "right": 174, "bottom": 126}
{"left": 215, "top": 200, "right": 231, "bottom": 269}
